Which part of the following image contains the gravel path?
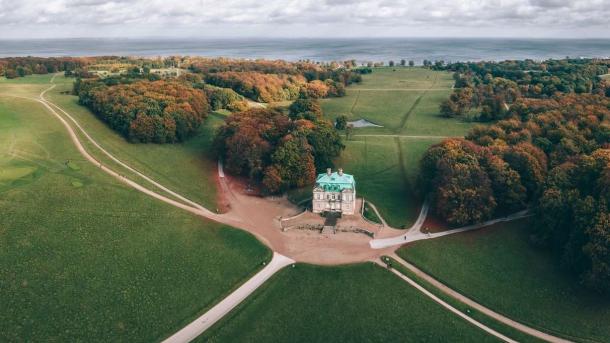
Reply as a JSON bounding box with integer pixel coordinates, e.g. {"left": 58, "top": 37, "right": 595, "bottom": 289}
{"left": 0, "top": 75, "right": 572, "bottom": 343}
{"left": 388, "top": 256, "right": 573, "bottom": 343}
{"left": 162, "top": 252, "right": 295, "bottom": 343}
{"left": 375, "top": 259, "right": 518, "bottom": 343}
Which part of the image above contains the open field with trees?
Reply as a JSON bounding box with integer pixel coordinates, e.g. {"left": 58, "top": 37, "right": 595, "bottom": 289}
{"left": 30, "top": 76, "right": 222, "bottom": 210}
{"left": 320, "top": 68, "right": 475, "bottom": 136}
{"left": 397, "top": 219, "right": 610, "bottom": 342}
{"left": 319, "top": 67, "right": 471, "bottom": 227}
{"left": 334, "top": 136, "right": 442, "bottom": 228}
{"left": 201, "top": 263, "right": 496, "bottom": 342}
{"left": 0, "top": 95, "right": 270, "bottom": 342}
{"left": 421, "top": 59, "right": 610, "bottom": 291}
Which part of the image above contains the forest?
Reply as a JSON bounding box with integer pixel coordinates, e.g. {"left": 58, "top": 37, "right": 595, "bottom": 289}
{"left": 422, "top": 59, "right": 610, "bottom": 292}
{"left": 188, "top": 58, "right": 361, "bottom": 102}
{"left": 436, "top": 58, "right": 610, "bottom": 121}
{"left": 214, "top": 99, "right": 344, "bottom": 194}
{"left": 76, "top": 78, "right": 209, "bottom": 143}
{"left": 0, "top": 57, "right": 92, "bottom": 78}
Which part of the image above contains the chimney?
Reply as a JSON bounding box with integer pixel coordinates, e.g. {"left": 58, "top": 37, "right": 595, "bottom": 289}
{"left": 338, "top": 168, "right": 343, "bottom": 176}
{"left": 327, "top": 168, "right": 332, "bottom": 176}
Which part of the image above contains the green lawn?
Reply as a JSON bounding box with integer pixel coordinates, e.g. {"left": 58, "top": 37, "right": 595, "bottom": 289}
{"left": 43, "top": 75, "right": 220, "bottom": 210}
{"left": 397, "top": 219, "right": 610, "bottom": 342}
{"left": 201, "top": 263, "right": 498, "bottom": 342}
{"left": 336, "top": 136, "right": 413, "bottom": 228}
{"left": 349, "top": 67, "right": 454, "bottom": 90}
{"left": 321, "top": 67, "right": 474, "bottom": 136}
{"left": 0, "top": 74, "right": 56, "bottom": 84}
{"left": 0, "top": 74, "right": 56, "bottom": 98}
{"left": 322, "top": 89, "right": 423, "bottom": 130}
{"left": 0, "top": 96, "right": 270, "bottom": 342}
{"left": 320, "top": 68, "right": 478, "bottom": 227}
{"left": 335, "top": 135, "right": 441, "bottom": 228}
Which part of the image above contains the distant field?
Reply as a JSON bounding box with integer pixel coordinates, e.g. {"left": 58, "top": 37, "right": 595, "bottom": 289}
{"left": 321, "top": 67, "right": 475, "bottom": 136}
{"left": 0, "top": 96, "right": 270, "bottom": 342}
{"left": 201, "top": 263, "right": 496, "bottom": 342}
{"left": 45, "top": 76, "right": 221, "bottom": 209}
{"left": 397, "top": 219, "right": 610, "bottom": 342}
{"left": 0, "top": 74, "right": 56, "bottom": 97}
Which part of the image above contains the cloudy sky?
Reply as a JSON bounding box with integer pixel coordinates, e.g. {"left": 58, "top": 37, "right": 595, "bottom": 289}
{"left": 0, "top": 0, "right": 608, "bottom": 39}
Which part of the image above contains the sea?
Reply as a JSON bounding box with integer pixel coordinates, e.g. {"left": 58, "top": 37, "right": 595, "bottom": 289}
{"left": 1, "top": 38, "right": 610, "bottom": 64}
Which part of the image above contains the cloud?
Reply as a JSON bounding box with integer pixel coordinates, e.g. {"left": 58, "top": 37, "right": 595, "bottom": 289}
{"left": 0, "top": 0, "right": 608, "bottom": 37}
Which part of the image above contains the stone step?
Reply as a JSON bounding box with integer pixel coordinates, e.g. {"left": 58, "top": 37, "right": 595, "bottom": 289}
{"left": 321, "top": 225, "right": 335, "bottom": 234}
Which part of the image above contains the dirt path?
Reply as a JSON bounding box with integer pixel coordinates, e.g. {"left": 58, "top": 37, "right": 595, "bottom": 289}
{"left": 25, "top": 77, "right": 399, "bottom": 265}
{"left": 397, "top": 74, "right": 439, "bottom": 133}
{"left": 370, "top": 206, "right": 531, "bottom": 249}
{"left": 163, "top": 252, "right": 295, "bottom": 343}
{"left": 363, "top": 200, "right": 388, "bottom": 228}
{"left": 374, "top": 259, "right": 517, "bottom": 343}
{"left": 388, "top": 255, "right": 573, "bottom": 343}
{"left": 3, "top": 75, "right": 572, "bottom": 343}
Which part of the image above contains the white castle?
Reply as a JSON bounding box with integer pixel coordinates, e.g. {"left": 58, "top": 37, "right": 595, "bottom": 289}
{"left": 312, "top": 168, "right": 356, "bottom": 215}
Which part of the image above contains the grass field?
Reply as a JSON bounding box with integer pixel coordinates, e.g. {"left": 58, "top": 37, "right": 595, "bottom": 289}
{"left": 38, "top": 75, "right": 221, "bottom": 210}
{"left": 319, "top": 68, "right": 478, "bottom": 227}
{"left": 335, "top": 136, "right": 441, "bottom": 228}
{"left": 382, "top": 256, "right": 545, "bottom": 343}
{"left": 0, "top": 96, "right": 270, "bottom": 342}
{"left": 201, "top": 263, "right": 497, "bottom": 342}
{"left": 321, "top": 67, "right": 475, "bottom": 136}
{"left": 397, "top": 219, "right": 610, "bottom": 342}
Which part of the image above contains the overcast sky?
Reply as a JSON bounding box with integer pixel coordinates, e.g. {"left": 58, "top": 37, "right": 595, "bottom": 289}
{"left": 0, "top": 0, "right": 608, "bottom": 39}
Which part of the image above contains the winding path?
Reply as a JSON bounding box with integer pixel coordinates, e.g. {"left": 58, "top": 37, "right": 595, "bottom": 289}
{"left": 370, "top": 204, "right": 532, "bottom": 249}
{"left": 0, "top": 74, "right": 573, "bottom": 343}
{"left": 388, "top": 256, "right": 572, "bottom": 343}
{"left": 374, "top": 259, "right": 518, "bottom": 343}
{"left": 1, "top": 77, "right": 295, "bottom": 342}
{"left": 163, "top": 253, "right": 295, "bottom": 343}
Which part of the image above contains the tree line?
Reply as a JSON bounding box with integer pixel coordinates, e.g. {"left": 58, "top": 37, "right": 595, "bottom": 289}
{"left": 214, "top": 99, "right": 344, "bottom": 194}
{"left": 421, "top": 90, "right": 610, "bottom": 292}
{"left": 435, "top": 58, "right": 610, "bottom": 121}
{"left": 187, "top": 58, "right": 362, "bottom": 103}
{"left": 0, "top": 57, "right": 92, "bottom": 79}
{"left": 75, "top": 78, "right": 209, "bottom": 143}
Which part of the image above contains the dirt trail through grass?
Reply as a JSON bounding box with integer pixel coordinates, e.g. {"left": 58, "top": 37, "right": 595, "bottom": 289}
{"left": 397, "top": 74, "right": 438, "bottom": 133}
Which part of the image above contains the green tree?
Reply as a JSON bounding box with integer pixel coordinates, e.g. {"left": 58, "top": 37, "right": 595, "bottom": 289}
{"left": 289, "top": 99, "right": 322, "bottom": 120}
{"left": 335, "top": 115, "right": 348, "bottom": 130}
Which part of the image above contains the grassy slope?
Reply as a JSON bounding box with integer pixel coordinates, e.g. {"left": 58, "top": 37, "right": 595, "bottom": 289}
{"left": 335, "top": 136, "right": 419, "bottom": 228}
{"left": 202, "top": 263, "right": 497, "bottom": 343}
{"left": 43, "top": 76, "right": 220, "bottom": 209}
{"left": 397, "top": 219, "right": 610, "bottom": 342}
{"left": 321, "top": 68, "right": 472, "bottom": 227}
{"left": 0, "top": 96, "right": 270, "bottom": 342}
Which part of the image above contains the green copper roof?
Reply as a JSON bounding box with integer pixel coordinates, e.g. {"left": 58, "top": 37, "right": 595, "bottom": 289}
{"left": 315, "top": 171, "right": 355, "bottom": 192}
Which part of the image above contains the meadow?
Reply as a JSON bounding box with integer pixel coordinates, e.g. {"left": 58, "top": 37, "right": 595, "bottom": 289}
{"left": 201, "top": 263, "right": 497, "bottom": 342}
{"left": 320, "top": 67, "right": 475, "bottom": 227}
{"left": 321, "top": 67, "right": 472, "bottom": 136}
{"left": 42, "top": 76, "right": 222, "bottom": 210}
{"left": 334, "top": 136, "right": 442, "bottom": 228}
{"left": 397, "top": 219, "right": 610, "bottom": 342}
{"left": 0, "top": 95, "right": 270, "bottom": 342}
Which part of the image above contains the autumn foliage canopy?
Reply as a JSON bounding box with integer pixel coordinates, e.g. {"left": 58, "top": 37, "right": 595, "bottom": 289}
{"left": 214, "top": 100, "right": 344, "bottom": 194}
{"left": 422, "top": 74, "right": 610, "bottom": 291}
{"left": 77, "top": 79, "right": 209, "bottom": 143}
